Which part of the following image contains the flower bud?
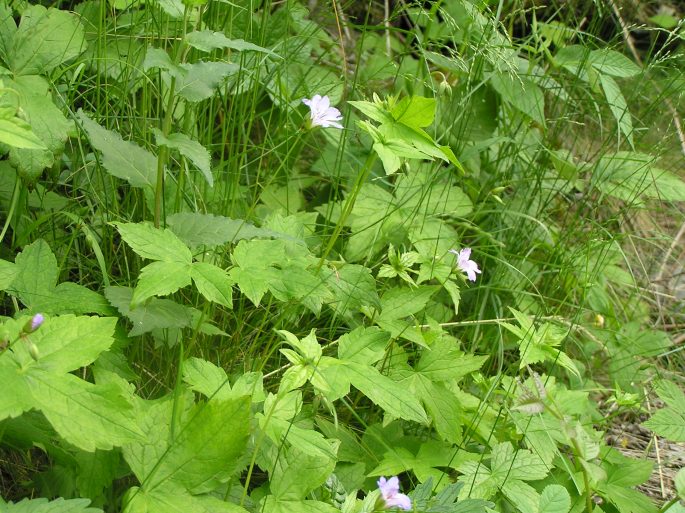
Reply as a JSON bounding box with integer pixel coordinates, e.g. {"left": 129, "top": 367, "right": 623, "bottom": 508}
{"left": 23, "top": 313, "right": 44, "bottom": 334}
{"left": 27, "top": 341, "right": 40, "bottom": 361}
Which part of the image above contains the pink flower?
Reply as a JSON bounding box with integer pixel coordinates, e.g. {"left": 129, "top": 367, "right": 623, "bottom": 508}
{"left": 302, "top": 94, "right": 343, "bottom": 129}
{"left": 377, "top": 476, "right": 412, "bottom": 510}
{"left": 449, "top": 247, "right": 481, "bottom": 282}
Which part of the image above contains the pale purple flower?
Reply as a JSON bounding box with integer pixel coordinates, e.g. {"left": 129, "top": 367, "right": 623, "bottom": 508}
{"left": 302, "top": 94, "right": 343, "bottom": 129}
{"left": 23, "top": 313, "right": 44, "bottom": 334}
{"left": 377, "top": 476, "right": 412, "bottom": 510}
{"left": 449, "top": 247, "right": 481, "bottom": 282}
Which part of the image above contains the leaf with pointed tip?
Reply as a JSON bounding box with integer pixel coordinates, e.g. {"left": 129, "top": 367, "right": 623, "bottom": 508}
{"left": 185, "top": 30, "right": 276, "bottom": 55}
{"left": 153, "top": 129, "right": 213, "bottom": 186}
{"left": 115, "top": 222, "right": 192, "bottom": 263}
{"left": 78, "top": 111, "right": 156, "bottom": 188}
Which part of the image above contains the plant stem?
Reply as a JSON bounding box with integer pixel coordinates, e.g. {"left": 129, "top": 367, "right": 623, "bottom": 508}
{"left": 316, "top": 152, "right": 377, "bottom": 269}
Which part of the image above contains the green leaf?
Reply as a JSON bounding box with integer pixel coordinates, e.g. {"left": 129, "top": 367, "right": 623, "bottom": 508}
{"left": 270, "top": 445, "right": 336, "bottom": 500}
{"left": 675, "top": 468, "right": 685, "bottom": 499}
{"left": 115, "top": 222, "right": 192, "bottom": 263}
{"left": 25, "top": 315, "right": 117, "bottom": 374}
{"left": 323, "top": 263, "right": 380, "bottom": 316}
{"left": 337, "top": 327, "right": 389, "bottom": 365}
{"left": 0, "top": 359, "right": 32, "bottom": 420}
{"left": 3, "top": 497, "right": 102, "bottom": 513}
{"left": 415, "top": 338, "right": 486, "bottom": 382}
{"left": 142, "top": 397, "right": 250, "bottom": 493}
{"left": 0, "top": 118, "right": 47, "bottom": 150}
{"left": 182, "top": 357, "right": 232, "bottom": 400}
{"left": 490, "top": 73, "right": 546, "bottom": 125}
{"left": 9, "top": 77, "right": 73, "bottom": 180}
{"left": 258, "top": 497, "right": 339, "bottom": 513}
{"left": 500, "top": 480, "right": 541, "bottom": 513}
{"left": 124, "top": 486, "right": 248, "bottom": 513}
{"left": 8, "top": 239, "right": 111, "bottom": 315}
{"left": 167, "top": 212, "right": 286, "bottom": 247}
{"left": 409, "top": 374, "right": 462, "bottom": 444}
{"left": 105, "top": 286, "right": 194, "bottom": 336}
{"left": 378, "top": 285, "right": 439, "bottom": 322}
{"left": 9, "top": 6, "right": 85, "bottom": 75}
{"left": 0, "top": 259, "right": 17, "bottom": 289}
{"left": 643, "top": 408, "right": 685, "bottom": 441}
{"left": 539, "top": 484, "right": 571, "bottom": 513}
{"left": 344, "top": 362, "right": 428, "bottom": 424}
{"left": 30, "top": 371, "right": 144, "bottom": 451}
{"left": 190, "top": 262, "right": 233, "bottom": 307}
{"left": 153, "top": 130, "right": 213, "bottom": 186}
{"left": 490, "top": 442, "right": 549, "bottom": 482}
{"left": 589, "top": 49, "right": 641, "bottom": 78}
{"left": 75, "top": 449, "right": 120, "bottom": 499}
{"left": 185, "top": 30, "right": 275, "bottom": 55}
{"left": 174, "top": 61, "right": 239, "bottom": 102}
{"left": 391, "top": 96, "right": 436, "bottom": 128}
{"left": 78, "top": 111, "right": 157, "bottom": 188}
{"left": 599, "top": 74, "right": 633, "bottom": 147}
{"left": 132, "top": 261, "right": 192, "bottom": 305}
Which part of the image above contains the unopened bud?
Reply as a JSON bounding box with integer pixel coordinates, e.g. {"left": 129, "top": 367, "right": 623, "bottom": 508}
{"left": 23, "top": 313, "right": 44, "bottom": 334}
{"left": 438, "top": 79, "right": 452, "bottom": 97}
{"left": 27, "top": 341, "right": 40, "bottom": 361}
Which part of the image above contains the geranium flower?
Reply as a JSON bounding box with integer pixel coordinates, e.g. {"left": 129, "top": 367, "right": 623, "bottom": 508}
{"left": 377, "top": 476, "right": 412, "bottom": 510}
{"left": 449, "top": 247, "right": 481, "bottom": 282}
{"left": 302, "top": 94, "right": 343, "bottom": 129}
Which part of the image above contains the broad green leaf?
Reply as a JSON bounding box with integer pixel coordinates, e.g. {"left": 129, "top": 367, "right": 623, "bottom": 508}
{"left": 322, "top": 263, "right": 380, "bottom": 315}
{"left": 124, "top": 485, "right": 248, "bottom": 513}
{"left": 337, "top": 326, "right": 389, "bottom": 365}
{"left": 105, "top": 286, "right": 194, "bottom": 336}
{"left": 185, "top": 30, "right": 275, "bottom": 55}
{"left": 167, "top": 212, "right": 286, "bottom": 247}
{"left": 190, "top": 262, "right": 233, "bottom": 307}
{"left": 589, "top": 49, "right": 641, "bottom": 78}
{"left": 153, "top": 129, "right": 213, "bottom": 186}
{"left": 258, "top": 497, "right": 339, "bottom": 513}
{"left": 395, "top": 167, "right": 473, "bottom": 218}
{"left": 270, "top": 445, "right": 336, "bottom": 500}
{"left": 3, "top": 497, "right": 102, "bottom": 513}
{"left": 141, "top": 397, "right": 250, "bottom": 493}
{"left": 599, "top": 74, "right": 633, "bottom": 147}
{"left": 182, "top": 357, "right": 232, "bottom": 400}
{"left": 599, "top": 484, "right": 658, "bottom": 513}
{"left": 8, "top": 239, "right": 111, "bottom": 315}
{"left": 228, "top": 266, "right": 271, "bottom": 305}
{"left": 643, "top": 408, "right": 685, "bottom": 441}
{"left": 490, "top": 442, "right": 549, "bottom": 482}
{"left": 261, "top": 416, "right": 338, "bottom": 461}
{"left": 10, "top": 6, "right": 85, "bottom": 75}
{"left": 0, "top": 358, "right": 32, "bottom": 420}
{"left": 415, "top": 338, "right": 486, "bottom": 382}
{"left": 78, "top": 111, "right": 157, "bottom": 188}
{"left": 378, "top": 285, "right": 439, "bottom": 322}
{"left": 593, "top": 152, "right": 685, "bottom": 202}
{"left": 132, "top": 261, "right": 192, "bottom": 305}
{"left": 0, "top": 259, "right": 17, "bottom": 289}
{"left": 115, "top": 222, "right": 192, "bottom": 263}
{"left": 345, "top": 362, "right": 428, "bottom": 424}
{"left": 9, "top": 78, "right": 72, "bottom": 180}
{"left": 30, "top": 371, "right": 143, "bottom": 451}
{"left": 23, "top": 315, "right": 116, "bottom": 373}
{"left": 172, "top": 61, "right": 239, "bottom": 102}
{"left": 0, "top": 118, "right": 47, "bottom": 150}
{"left": 490, "top": 73, "right": 545, "bottom": 125}
{"left": 391, "top": 96, "right": 436, "bottom": 128}
{"left": 408, "top": 374, "right": 462, "bottom": 444}
{"left": 75, "top": 449, "right": 120, "bottom": 500}
{"left": 675, "top": 468, "right": 685, "bottom": 499}
{"left": 500, "top": 480, "right": 541, "bottom": 513}
{"left": 151, "top": 0, "right": 184, "bottom": 18}
{"left": 539, "top": 484, "right": 571, "bottom": 513}
{"left": 348, "top": 100, "right": 394, "bottom": 124}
